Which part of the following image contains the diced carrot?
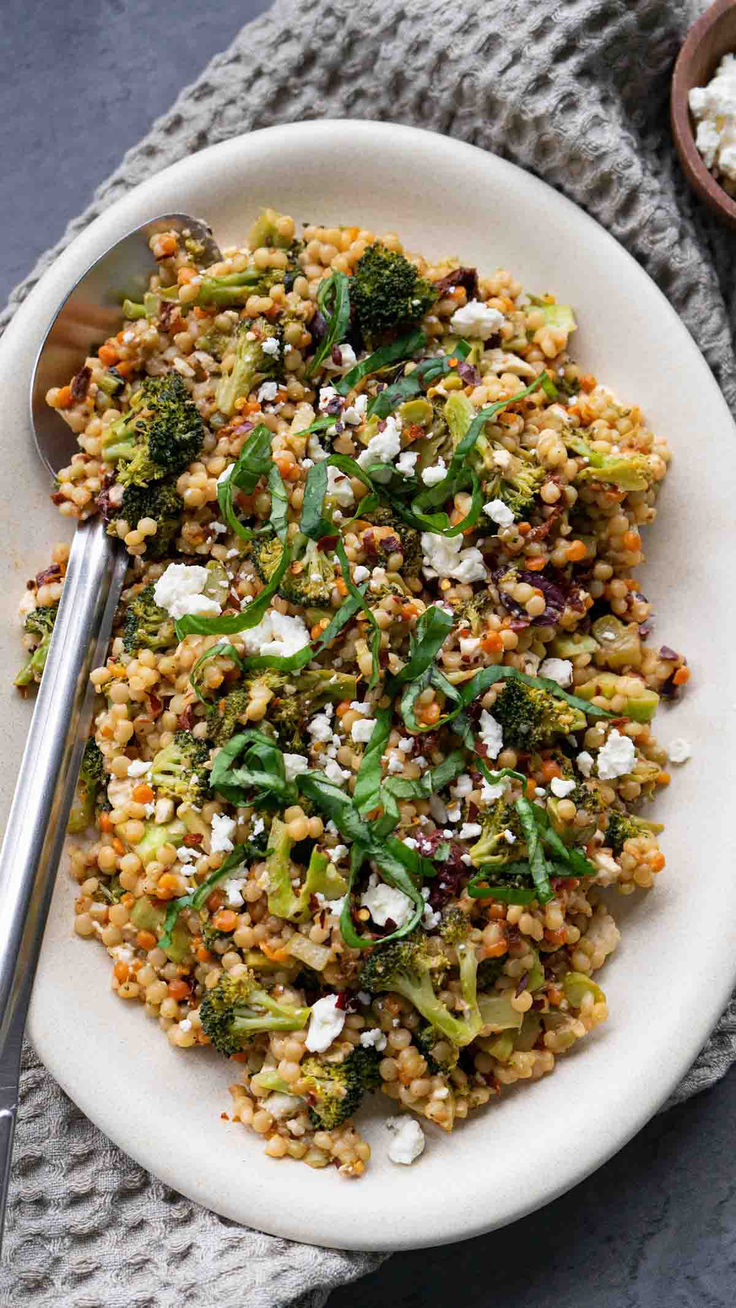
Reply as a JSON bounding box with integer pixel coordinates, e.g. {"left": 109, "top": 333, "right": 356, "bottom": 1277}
{"left": 196, "top": 945, "right": 212, "bottom": 963}
{"left": 260, "top": 941, "right": 290, "bottom": 962}
{"left": 167, "top": 978, "right": 190, "bottom": 1001}
{"left": 566, "top": 540, "right": 587, "bottom": 562}
{"left": 335, "top": 700, "right": 352, "bottom": 718}
{"left": 114, "top": 360, "right": 136, "bottom": 379}
{"left": 525, "top": 556, "right": 547, "bottom": 571}
{"left": 156, "top": 872, "right": 181, "bottom": 899}
{"left": 673, "top": 666, "right": 690, "bottom": 686}
{"left": 177, "top": 266, "right": 197, "bottom": 284}
{"left": 580, "top": 374, "right": 596, "bottom": 393}
{"left": 657, "top": 771, "right": 671, "bottom": 786}
{"left": 136, "top": 930, "right": 157, "bottom": 951}
{"left": 518, "top": 522, "right": 531, "bottom": 536}
{"left": 525, "top": 778, "right": 537, "bottom": 799}
{"left": 623, "top": 530, "right": 640, "bottom": 551}
{"left": 112, "top": 838, "right": 124, "bottom": 855}
{"left": 418, "top": 701, "right": 441, "bottom": 727}
{"left": 132, "top": 783, "right": 154, "bottom": 804}
{"left": 647, "top": 851, "right": 666, "bottom": 871}
{"left": 99, "top": 812, "right": 114, "bottom": 834}
{"left": 157, "top": 233, "right": 178, "bottom": 257}
{"left": 541, "top": 759, "right": 562, "bottom": 783}
{"left": 547, "top": 984, "right": 564, "bottom": 1006}
{"left": 114, "top": 961, "right": 130, "bottom": 984}
{"left": 482, "top": 940, "right": 508, "bottom": 958}
{"left": 212, "top": 909, "right": 238, "bottom": 933}
{"left": 335, "top": 577, "right": 348, "bottom": 597}
{"left": 481, "top": 631, "right": 504, "bottom": 654}
{"left": 544, "top": 927, "right": 567, "bottom": 947}
{"left": 55, "top": 384, "right": 74, "bottom": 409}
{"left": 98, "top": 344, "right": 119, "bottom": 367}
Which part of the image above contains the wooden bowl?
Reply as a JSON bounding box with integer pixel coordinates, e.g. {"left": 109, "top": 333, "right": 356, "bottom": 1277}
{"left": 671, "top": 0, "right": 736, "bottom": 227}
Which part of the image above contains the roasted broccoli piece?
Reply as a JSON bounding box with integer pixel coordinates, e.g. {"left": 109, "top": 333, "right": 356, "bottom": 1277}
{"left": 251, "top": 532, "right": 338, "bottom": 607}
{"left": 467, "top": 800, "right": 524, "bottom": 868}
{"left": 605, "top": 809, "right": 663, "bottom": 855}
{"left": 122, "top": 584, "right": 176, "bottom": 654}
{"left": 14, "top": 602, "right": 58, "bottom": 687}
{"left": 117, "top": 479, "right": 182, "bottom": 558}
{"left": 206, "top": 669, "right": 357, "bottom": 750}
{"left": 351, "top": 243, "right": 435, "bottom": 339}
{"left": 199, "top": 969, "right": 310, "bottom": 1056}
{"left": 453, "top": 590, "right": 496, "bottom": 637}
{"left": 194, "top": 266, "right": 282, "bottom": 309}
{"left": 299, "top": 1047, "right": 382, "bottom": 1129}
{"left": 359, "top": 934, "right": 482, "bottom": 1048}
{"left": 215, "top": 316, "right": 282, "bottom": 416}
{"left": 101, "top": 373, "right": 204, "bottom": 486}
{"left": 415, "top": 1025, "right": 460, "bottom": 1075}
{"left": 483, "top": 461, "right": 545, "bottom": 521}
{"left": 568, "top": 436, "right": 656, "bottom": 493}
{"left": 148, "top": 730, "right": 210, "bottom": 805}
{"left": 364, "top": 507, "right": 422, "bottom": 578}
{"left": 68, "top": 739, "right": 106, "bottom": 834}
{"left": 491, "top": 677, "right": 587, "bottom": 750}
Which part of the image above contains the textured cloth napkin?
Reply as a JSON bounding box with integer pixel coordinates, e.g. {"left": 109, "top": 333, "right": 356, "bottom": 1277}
{"left": 3, "top": 0, "right": 736, "bottom": 1303}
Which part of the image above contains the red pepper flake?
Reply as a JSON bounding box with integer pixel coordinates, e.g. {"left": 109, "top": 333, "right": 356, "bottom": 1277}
{"left": 316, "top": 534, "right": 339, "bottom": 552}
{"left": 183, "top": 832, "right": 204, "bottom": 848}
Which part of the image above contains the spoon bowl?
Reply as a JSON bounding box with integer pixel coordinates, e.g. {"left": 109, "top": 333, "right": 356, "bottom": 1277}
{"left": 671, "top": 0, "right": 736, "bottom": 228}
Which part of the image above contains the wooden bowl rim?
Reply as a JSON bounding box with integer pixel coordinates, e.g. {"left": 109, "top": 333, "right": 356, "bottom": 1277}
{"left": 671, "top": 0, "right": 736, "bottom": 225}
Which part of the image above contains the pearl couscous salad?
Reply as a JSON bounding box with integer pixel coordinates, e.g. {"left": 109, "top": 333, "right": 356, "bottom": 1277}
{"left": 18, "top": 210, "right": 690, "bottom": 1176}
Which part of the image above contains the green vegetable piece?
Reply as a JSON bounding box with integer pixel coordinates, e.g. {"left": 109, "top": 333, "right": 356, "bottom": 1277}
{"left": 562, "top": 972, "right": 604, "bottom": 1008}
{"left": 215, "top": 316, "right": 281, "bottom": 417}
{"left": 247, "top": 208, "right": 293, "bottom": 250}
{"left": 68, "top": 739, "right": 106, "bottom": 834}
{"left": 477, "top": 994, "right": 524, "bottom": 1031}
{"left": 15, "top": 602, "right": 58, "bottom": 688}
{"left": 199, "top": 969, "right": 310, "bottom": 1056}
{"left": 591, "top": 614, "right": 642, "bottom": 671}
{"left": 101, "top": 372, "right": 204, "bottom": 486}
{"left": 134, "top": 819, "right": 185, "bottom": 865}
{"left": 398, "top": 398, "right": 433, "bottom": 426}
{"left": 351, "top": 243, "right": 435, "bottom": 339}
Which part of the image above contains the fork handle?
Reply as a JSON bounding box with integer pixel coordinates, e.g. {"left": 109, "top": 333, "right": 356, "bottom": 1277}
{"left": 0, "top": 517, "right": 127, "bottom": 1251}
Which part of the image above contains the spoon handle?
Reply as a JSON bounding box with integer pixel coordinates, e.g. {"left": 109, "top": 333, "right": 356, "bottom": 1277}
{"left": 0, "top": 517, "right": 126, "bottom": 1250}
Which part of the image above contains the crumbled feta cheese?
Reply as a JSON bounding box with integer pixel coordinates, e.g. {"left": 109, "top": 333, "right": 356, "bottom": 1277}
{"left": 283, "top": 753, "right": 309, "bottom": 781}
{"left": 478, "top": 710, "right": 503, "bottom": 759}
{"left": 324, "top": 758, "right": 351, "bottom": 784}
{"left": 421, "top": 458, "right": 447, "bottom": 487}
{"left": 397, "top": 738, "right": 413, "bottom": 755}
{"left": 386, "top": 1116, "right": 425, "bottom": 1165}
{"left": 308, "top": 713, "right": 333, "bottom": 743}
{"left": 343, "top": 394, "right": 368, "bottom": 426}
{"left": 667, "top": 738, "right": 692, "bottom": 765}
{"left": 176, "top": 845, "right": 198, "bottom": 864}
{"left": 178, "top": 1018, "right": 192, "bottom": 1032}
{"left": 386, "top": 753, "right": 404, "bottom": 775}
{"left": 308, "top": 434, "right": 329, "bottom": 461}
{"left": 318, "top": 385, "right": 340, "bottom": 413}
{"left": 596, "top": 729, "right": 636, "bottom": 781}
{"left": 326, "top": 464, "right": 355, "bottom": 508}
{"left": 539, "top": 657, "right": 573, "bottom": 687}
{"left": 452, "top": 773, "right": 474, "bottom": 799}
{"left": 356, "top": 416, "right": 402, "bottom": 480}
{"left": 305, "top": 994, "right": 346, "bottom": 1053}
{"left": 550, "top": 776, "right": 576, "bottom": 799}
{"left": 353, "top": 565, "right": 370, "bottom": 583}
{"left": 223, "top": 876, "right": 246, "bottom": 907}
{"left": 459, "top": 636, "right": 480, "bottom": 657}
{"left": 576, "top": 750, "right": 594, "bottom": 778}
{"left": 211, "top": 812, "right": 237, "bottom": 854}
{"left": 154, "top": 797, "right": 173, "bottom": 825}
{"left": 503, "top": 828, "right": 516, "bottom": 844}
{"left": 445, "top": 805, "right": 461, "bottom": 824}
{"left": 359, "top": 1028, "right": 388, "bottom": 1051}
{"left": 351, "top": 717, "right": 377, "bottom": 744}
{"left": 449, "top": 299, "right": 504, "bottom": 339}
{"left": 689, "top": 55, "right": 736, "bottom": 179}
{"left": 127, "top": 759, "right": 150, "bottom": 778}
{"left": 331, "top": 844, "right": 348, "bottom": 862}
{"left": 240, "top": 609, "right": 310, "bottom": 659}
{"left": 315, "top": 892, "right": 346, "bottom": 921}
{"left": 593, "top": 850, "right": 622, "bottom": 887}
{"left": 483, "top": 498, "right": 514, "bottom": 528}
{"left": 153, "top": 563, "right": 221, "bottom": 621}
{"left": 396, "top": 450, "right": 419, "bottom": 477}
{"left": 252, "top": 816, "right": 265, "bottom": 837}
{"left": 360, "top": 873, "right": 414, "bottom": 928}
{"left": 257, "top": 381, "right": 279, "bottom": 404}
{"left": 458, "top": 822, "right": 482, "bottom": 840}
{"left": 107, "top": 776, "right": 134, "bottom": 808}
{"left": 481, "top": 776, "right": 507, "bottom": 804}
{"left": 211, "top": 522, "right": 227, "bottom": 535}
{"left": 492, "top": 448, "right": 513, "bottom": 471}
{"left": 323, "top": 343, "right": 357, "bottom": 370}
{"left": 420, "top": 531, "right": 487, "bottom": 584}
{"left": 402, "top": 836, "right": 418, "bottom": 850}
{"left": 261, "top": 335, "right": 280, "bottom": 357}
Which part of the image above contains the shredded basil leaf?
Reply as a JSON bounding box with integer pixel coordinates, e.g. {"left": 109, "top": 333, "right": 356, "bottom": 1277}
{"left": 190, "top": 641, "right": 244, "bottom": 702}
{"left": 367, "top": 340, "right": 471, "bottom": 419}
{"left": 334, "top": 328, "right": 427, "bottom": 397}
{"left": 515, "top": 796, "right": 554, "bottom": 904}
{"left": 160, "top": 843, "right": 253, "bottom": 949}
{"left": 334, "top": 538, "right": 381, "bottom": 690}
{"left": 306, "top": 271, "right": 351, "bottom": 377}
{"left": 175, "top": 541, "right": 291, "bottom": 640}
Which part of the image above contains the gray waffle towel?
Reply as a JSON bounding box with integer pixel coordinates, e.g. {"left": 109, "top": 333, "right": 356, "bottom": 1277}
{"left": 2, "top": 0, "right": 735, "bottom": 1303}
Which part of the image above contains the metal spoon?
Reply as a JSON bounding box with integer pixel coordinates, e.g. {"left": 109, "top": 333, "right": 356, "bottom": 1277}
{"left": 0, "top": 213, "right": 222, "bottom": 1248}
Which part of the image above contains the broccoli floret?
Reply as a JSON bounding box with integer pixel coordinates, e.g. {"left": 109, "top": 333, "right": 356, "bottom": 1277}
{"left": 468, "top": 800, "right": 524, "bottom": 868}
{"left": 568, "top": 436, "right": 656, "bottom": 493}
{"left": 206, "top": 669, "right": 357, "bottom": 750}
{"left": 492, "top": 677, "right": 587, "bottom": 751}
{"left": 199, "top": 970, "right": 310, "bottom": 1056}
{"left": 359, "top": 935, "right": 482, "bottom": 1048}
{"left": 299, "top": 1046, "right": 382, "bottom": 1129}
{"left": 194, "top": 267, "right": 282, "bottom": 309}
{"left": 251, "top": 532, "right": 338, "bottom": 607}
{"left": 365, "top": 507, "right": 422, "bottom": 578}
{"left": 605, "top": 809, "right": 663, "bottom": 855}
{"left": 122, "top": 584, "right": 176, "bottom": 654}
{"left": 415, "top": 1025, "right": 460, "bottom": 1075}
{"left": 453, "top": 590, "right": 496, "bottom": 637}
{"left": 117, "top": 479, "right": 182, "bottom": 558}
{"left": 14, "top": 602, "right": 58, "bottom": 688}
{"left": 215, "top": 316, "right": 282, "bottom": 416}
{"left": 484, "top": 462, "right": 545, "bottom": 521}
{"left": 148, "top": 730, "right": 210, "bottom": 805}
{"left": 68, "top": 739, "right": 106, "bottom": 834}
{"left": 351, "top": 243, "right": 435, "bottom": 340}
{"left": 101, "top": 373, "right": 204, "bottom": 486}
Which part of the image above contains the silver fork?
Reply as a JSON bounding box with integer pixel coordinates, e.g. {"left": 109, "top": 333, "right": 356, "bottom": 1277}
{"left": 0, "top": 214, "right": 221, "bottom": 1251}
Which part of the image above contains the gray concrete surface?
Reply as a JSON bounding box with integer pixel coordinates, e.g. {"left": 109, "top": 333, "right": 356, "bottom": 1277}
{"left": 2, "top": 2, "right": 734, "bottom": 1304}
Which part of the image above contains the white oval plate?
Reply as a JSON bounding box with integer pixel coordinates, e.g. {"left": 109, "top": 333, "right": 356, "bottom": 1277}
{"left": 1, "top": 120, "right": 734, "bottom": 1252}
